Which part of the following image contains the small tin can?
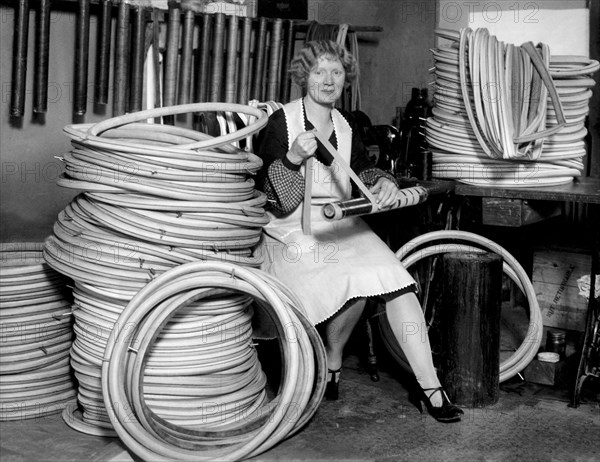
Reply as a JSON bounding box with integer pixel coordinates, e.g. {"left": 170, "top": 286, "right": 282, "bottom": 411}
{"left": 545, "top": 330, "right": 566, "bottom": 358}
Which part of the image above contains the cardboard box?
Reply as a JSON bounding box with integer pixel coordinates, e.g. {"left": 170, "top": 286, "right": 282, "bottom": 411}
{"left": 532, "top": 249, "right": 591, "bottom": 332}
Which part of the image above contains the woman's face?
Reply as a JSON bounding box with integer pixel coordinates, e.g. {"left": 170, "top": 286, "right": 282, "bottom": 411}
{"left": 306, "top": 55, "right": 345, "bottom": 106}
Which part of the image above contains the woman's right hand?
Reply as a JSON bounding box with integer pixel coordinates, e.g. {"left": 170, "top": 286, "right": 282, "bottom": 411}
{"left": 287, "top": 131, "right": 317, "bottom": 165}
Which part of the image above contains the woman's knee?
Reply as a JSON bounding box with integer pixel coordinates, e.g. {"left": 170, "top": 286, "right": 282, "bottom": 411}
{"left": 326, "top": 298, "right": 367, "bottom": 335}
{"left": 386, "top": 290, "right": 420, "bottom": 310}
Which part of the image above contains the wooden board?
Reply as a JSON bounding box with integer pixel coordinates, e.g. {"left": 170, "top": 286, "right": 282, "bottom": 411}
{"left": 454, "top": 177, "right": 600, "bottom": 205}
{"left": 481, "top": 197, "right": 561, "bottom": 227}
{"left": 532, "top": 249, "right": 592, "bottom": 331}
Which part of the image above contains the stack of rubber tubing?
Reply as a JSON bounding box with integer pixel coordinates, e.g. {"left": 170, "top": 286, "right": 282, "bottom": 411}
{"left": 42, "top": 103, "right": 326, "bottom": 449}
{"left": 426, "top": 28, "right": 599, "bottom": 187}
{"left": 101, "top": 261, "right": 326, "bottom": 461}
{"left": 0, "top": 243, "right": 76, "bottom": 421}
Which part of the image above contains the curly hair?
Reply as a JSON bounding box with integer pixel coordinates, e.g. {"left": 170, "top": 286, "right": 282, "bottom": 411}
{"left": 288, "top": 40, "right": 358, "bottom": 90}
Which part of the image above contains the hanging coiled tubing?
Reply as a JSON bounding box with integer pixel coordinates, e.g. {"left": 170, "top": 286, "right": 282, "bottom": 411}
{"left": 426, "top": 28, "right": 599, "bottom": 187}
{"left": 0, "top": 243, "right": 76, "bottom": 421}
{"left": 42, "top": 103, "right": 326, "bottom": 455}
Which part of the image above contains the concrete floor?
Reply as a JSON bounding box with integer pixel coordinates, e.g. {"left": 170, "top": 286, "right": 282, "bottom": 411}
{"left": 1, "top": 348, "right": 598, "bottom": 462}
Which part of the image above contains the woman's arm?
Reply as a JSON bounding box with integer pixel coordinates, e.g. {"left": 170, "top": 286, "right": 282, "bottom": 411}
{"left": 256, "top": 110, "right": 306, "bottom": 215}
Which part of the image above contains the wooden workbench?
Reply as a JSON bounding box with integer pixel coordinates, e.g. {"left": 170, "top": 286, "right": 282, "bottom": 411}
{"left": 444, "top": 177, "right": 600, "bottom": 227}
{"left": 454, "top": 177, "right": 600, "bottom": 205}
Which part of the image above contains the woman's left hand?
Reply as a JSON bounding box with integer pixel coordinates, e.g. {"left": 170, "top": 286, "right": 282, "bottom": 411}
{"left": 370, "top": 177, "right": 399, "bottom": 209}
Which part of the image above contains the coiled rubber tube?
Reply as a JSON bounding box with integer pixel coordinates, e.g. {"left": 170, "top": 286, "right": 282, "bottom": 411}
{"left": 1, "top": 245, "right": 76, "bottom": 421}
{"left": 102, "top": 261, "right": 326, "bottom": 461}
{"left": 377, "top": 230, "right": 543, "bottom": 383}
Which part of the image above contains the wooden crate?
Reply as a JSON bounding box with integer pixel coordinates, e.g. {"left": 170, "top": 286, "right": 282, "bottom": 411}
{"left": 532, "top": 249, "right": 591, "bottom": 332}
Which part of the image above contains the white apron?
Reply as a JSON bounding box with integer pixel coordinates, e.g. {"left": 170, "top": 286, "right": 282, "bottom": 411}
{"left": 259, "top": 99, "right": 416, "bottom": 325}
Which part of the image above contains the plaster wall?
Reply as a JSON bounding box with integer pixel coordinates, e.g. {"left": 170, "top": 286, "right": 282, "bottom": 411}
{"left": 0, "top": 5, "right": 110, "bottom": 243}
{"left": 308, "top": 0, "right": 438, "bottom": 124}
{"left": 437, "top": 0, "right": 589, "bottom": 54}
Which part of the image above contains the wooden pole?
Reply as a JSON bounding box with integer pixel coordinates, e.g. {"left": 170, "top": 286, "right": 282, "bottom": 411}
{"left": 440, "top": 251, "right": 503, "bottom": 407}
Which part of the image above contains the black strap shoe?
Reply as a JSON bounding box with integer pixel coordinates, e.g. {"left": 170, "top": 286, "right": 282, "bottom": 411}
{"left": 419, "top": 387, "right": 464, "bottom": 423}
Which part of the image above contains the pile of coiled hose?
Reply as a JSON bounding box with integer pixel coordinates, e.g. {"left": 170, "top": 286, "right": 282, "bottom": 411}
{"left": 0, "top": 243, "right": 76, "bottom": 421}
{"left": 41, "top": 103, "right": 326, "bottom": 451}
{"left": 378, "top": 230, "right": 543, "bottom": 382}
{"left": 426, "top": 28, "right": 599, "bottom": 187}
{"left": 102, "top": 261, "right": 325, "bottom": 461}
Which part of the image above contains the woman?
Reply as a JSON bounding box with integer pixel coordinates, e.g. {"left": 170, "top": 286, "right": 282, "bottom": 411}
{"left": 257, "top": 40, "right": 463, "bottom": 423}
